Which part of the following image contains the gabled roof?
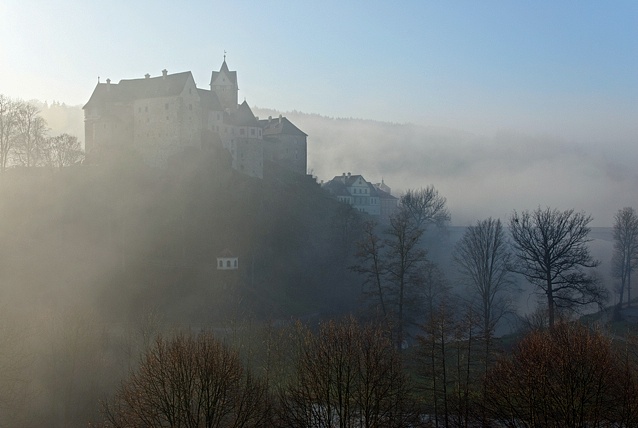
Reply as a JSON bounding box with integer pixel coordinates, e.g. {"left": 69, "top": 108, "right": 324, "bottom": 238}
{"left": 321, "top": 179, "right": 351, "bottom": 197}
{"left": 83, "top": 83, "right": 120, "bottom": 108}
{"left": 324, "top": 174, "right": 381, "bottom": 196}
{"left": 259, "top": 116, "right": 308, "bottom": 137}
{"left": 197, "top": 88, "right": 223, "bottom": 112}
{"left": 225, "top": 100, "right": 259, "bottom": 127}
{"left": 210, "top": 60, "right": 238, "bottom": 87}
{"left": 84, "top": 71, "right": 193, "bottom": 108}
{"left": 375, "top": 187, "right": 398, "bottom": 200}
{"left": 218, "top": 248, "right": 236, "bottom": 258}
{"left": 330, "top": 174, "right": 367, "bottom": 187}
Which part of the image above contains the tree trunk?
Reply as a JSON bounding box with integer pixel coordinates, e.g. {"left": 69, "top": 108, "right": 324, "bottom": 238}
{"left": 547, "top": 277, "right": 555, "bottom": 327}
{"left": 627, "top": 263, "right": 631, "bottom": 308}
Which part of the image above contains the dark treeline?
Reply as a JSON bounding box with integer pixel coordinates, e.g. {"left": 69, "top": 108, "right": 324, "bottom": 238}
{"left": 93, "top": 318, "right": 638, "bottom": 427}
{"left": 0, "top": 152, "right": 636, "bottom": 426}
{"left": 0, "top": 144, "right": 367, "bottom": 426}
{"left": 1, "top": 99, "right": 638, "bottom": 426}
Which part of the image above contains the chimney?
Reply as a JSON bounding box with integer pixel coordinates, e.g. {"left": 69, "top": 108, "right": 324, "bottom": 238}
{"left": 278, "top": 114, "right": 282, "bottom": 124}
{"left": 268, "top": 116, "right": 272, "bottom": 123}
{"left": 106, "top": 78, "right": 111, "bottom": 91}
{"left": 145, "top": 73, "right": 150, "bottom": 79}
{"left": 347, "top": 172, "right": 351, "bottom": 177}
{"left": 162, "top": 69, "right": 168, "bottom": 78}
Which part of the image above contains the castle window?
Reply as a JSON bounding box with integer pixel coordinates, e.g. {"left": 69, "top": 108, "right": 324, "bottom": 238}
{"left": 240, "top": 128, "right": 245, "bottom": 135}
{"left": 218, "top": 260, "right": 222, "bottom": 267}
{"left": 251, "top": 128, "right": 255, "bottom": 136}
{"left": 226, "top": 260, "right": 231, "bottom": 268}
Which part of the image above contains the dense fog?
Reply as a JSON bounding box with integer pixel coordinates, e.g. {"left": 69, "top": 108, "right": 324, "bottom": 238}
{"left": 0, "top": 100, "right": 627, "bottom": 426}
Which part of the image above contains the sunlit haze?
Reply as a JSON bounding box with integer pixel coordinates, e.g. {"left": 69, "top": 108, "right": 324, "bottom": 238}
{"left": 1, "top": 0, "right": 637, "bottom": 225}
{"left": 2, "top": 3, "right": 638, "bottom": 425}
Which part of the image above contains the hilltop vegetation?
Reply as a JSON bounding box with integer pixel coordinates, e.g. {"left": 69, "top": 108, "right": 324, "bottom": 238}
{"left": 0, "top": 146, "right": 364, "bottom": 324}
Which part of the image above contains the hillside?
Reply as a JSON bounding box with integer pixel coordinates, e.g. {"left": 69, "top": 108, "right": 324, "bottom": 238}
{"left": 0, "top": 148, "right": 364, "bottom": 328}
{"left": 35, "top": 101, "right": 634, "bottom": 227}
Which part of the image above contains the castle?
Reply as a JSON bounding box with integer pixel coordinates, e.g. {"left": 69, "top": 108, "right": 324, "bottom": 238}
{"left": 83, "top": 59, "right": 307, "bottom": 178}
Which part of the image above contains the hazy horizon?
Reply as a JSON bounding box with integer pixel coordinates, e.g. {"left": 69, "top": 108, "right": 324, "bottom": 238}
{"left": 2, "top": 1, "right": 637, "bottom": 226}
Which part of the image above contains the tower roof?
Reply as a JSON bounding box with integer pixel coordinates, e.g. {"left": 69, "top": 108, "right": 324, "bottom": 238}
{"left": 210, "top": 60, "right": 237, "bottom": 87}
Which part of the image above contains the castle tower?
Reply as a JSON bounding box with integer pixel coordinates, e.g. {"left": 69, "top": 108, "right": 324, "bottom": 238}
{"left": 210, "top": 57, "right": 238, "bottom": 112}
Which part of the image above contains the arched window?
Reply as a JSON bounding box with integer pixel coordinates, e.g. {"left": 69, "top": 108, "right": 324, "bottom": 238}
{"left": 226, "top": 260, "right": 231, "bottom": 268}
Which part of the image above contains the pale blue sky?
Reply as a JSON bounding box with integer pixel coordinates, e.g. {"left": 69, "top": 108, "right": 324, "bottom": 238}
{"left": 1, "top": 0, "right": 636, "bottom": 143}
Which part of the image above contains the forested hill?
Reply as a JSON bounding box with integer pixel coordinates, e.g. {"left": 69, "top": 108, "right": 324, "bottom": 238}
{"left": 38, "top": 101, "right": 631, "bottom": 227}
{"left": 0, "top": 148, "right": 365, "bottom": 328}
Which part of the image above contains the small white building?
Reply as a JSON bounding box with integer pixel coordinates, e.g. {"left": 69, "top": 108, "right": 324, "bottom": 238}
{"left": 216, "top": 249, "right": 238, "bottom": 270}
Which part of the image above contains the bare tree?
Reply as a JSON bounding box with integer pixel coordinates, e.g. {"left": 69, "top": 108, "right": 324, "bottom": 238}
{"left": 483, "top": 322, "right": 638, "bottom": 427}
{"left": 42, "top": 133, "right": 84, "bottom": 170}
{"left": 401, "top": 186, "right": 450, "bottom": 230}
{"left": 0, "top": 95, "right": 18, "bottom": 172}
{"left": 418, "top": 296, "right": 457, "bottom": 428}
{"left": 509, "top": 207, "right": 607, "bottom": 327}
{"left": 417, "top": 284, "right": 483, "bottom": 428}
{"left": 453, "top": 218, "right": 512, "bottom": 359}
{"left": 352, "top": 220, "right": 388, "bottom": 318}
{"left": 385, "top": 206, "right": 429, "bottom": 350}
{"left": 612, "top": 207, "right": 638, "bottom": 308}
{"left": 353, "top": 187, "right": 450, "bottom": 350}
{"left": 13, "top": 102, "right": 47, "bottom": 167}
{"left": 101, "top": 332, "right": 269, "bottom": 428}
{"left": 276, "top": 317, "right": 419, "bottom": 428}
{"left": 388, "top": 188, "right": 449, "bottom": 349}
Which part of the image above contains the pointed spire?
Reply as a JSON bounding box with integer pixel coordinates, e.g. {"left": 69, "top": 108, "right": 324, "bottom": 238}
{"left": 220, "top": 50, "right": 230, "bottom": 72}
